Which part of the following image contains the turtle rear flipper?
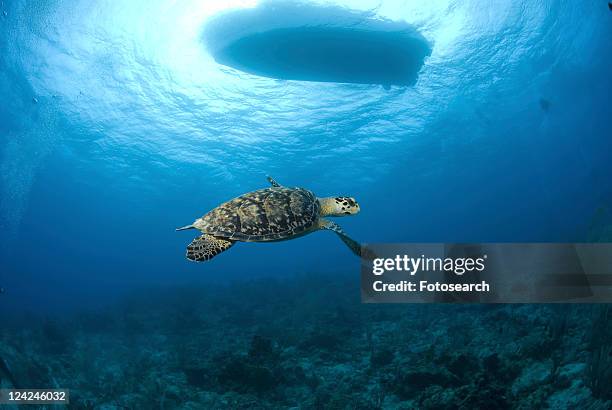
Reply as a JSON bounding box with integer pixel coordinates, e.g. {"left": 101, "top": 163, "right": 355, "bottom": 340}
{"left": 186, "top": 234, "right": 234, "bottom": 262}
{"left": 176, "top": 224, "right": 195, "bottom": 231}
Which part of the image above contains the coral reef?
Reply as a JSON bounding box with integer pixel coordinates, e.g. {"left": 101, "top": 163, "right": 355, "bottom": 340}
{"left": 1, "top": 275, "right": 611, "bottom": 409}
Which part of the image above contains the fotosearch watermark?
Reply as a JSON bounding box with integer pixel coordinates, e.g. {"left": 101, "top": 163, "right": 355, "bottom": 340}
{"left": 361, "top": 243, "right": 612, "bottom": 303}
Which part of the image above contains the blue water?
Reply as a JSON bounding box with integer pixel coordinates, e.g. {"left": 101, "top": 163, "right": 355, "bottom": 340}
{"left": 1, "top": 0, "right": 612, "bottom": 316}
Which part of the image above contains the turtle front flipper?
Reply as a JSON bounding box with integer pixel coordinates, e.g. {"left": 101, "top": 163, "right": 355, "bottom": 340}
{"left": 266, "top": 176, "right": 281, "bottom": 187}
{"left": 186, "top": 234, "right": 234, "bottom": 262}
{"left": 319, "top": 219, "right": 362, "bottom": 257}
{"left": 319, "top": 220, "right": 377, "bottom": 260}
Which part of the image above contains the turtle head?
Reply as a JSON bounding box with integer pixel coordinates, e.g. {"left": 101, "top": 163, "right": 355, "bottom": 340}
{"left": 319, "top": 196, "right": 360, "bottom": 217}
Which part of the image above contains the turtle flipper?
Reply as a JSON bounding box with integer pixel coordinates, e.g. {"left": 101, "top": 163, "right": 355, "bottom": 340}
{"left": 319, "top": 219, "right": 362, "bottom": 257}
{"left": 319, "top": 220, "right": 377, "bottom": 260}
{"left": 186, "top": 234, "right": 234, "bottom": 262}
{"left": 266, "top": 176, "right": 281, "bottom": 187}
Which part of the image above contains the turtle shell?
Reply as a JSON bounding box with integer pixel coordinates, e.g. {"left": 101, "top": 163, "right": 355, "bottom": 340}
{"left": 199, "top": 187, "right": 320, "bottom": 241}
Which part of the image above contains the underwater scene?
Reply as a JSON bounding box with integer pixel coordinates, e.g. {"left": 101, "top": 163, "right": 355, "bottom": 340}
{"left": 1, "top": 0, "right": 612, "bottom": 408}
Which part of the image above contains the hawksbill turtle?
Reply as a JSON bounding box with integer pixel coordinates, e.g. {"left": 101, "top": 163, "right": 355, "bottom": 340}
{"left": 176, "top": 176, "right": 364, "bottom": 262}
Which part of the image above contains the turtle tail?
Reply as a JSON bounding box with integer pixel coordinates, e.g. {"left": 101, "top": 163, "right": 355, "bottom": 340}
{"left": 176, "top": 224, "right": 195, "bottom": 231}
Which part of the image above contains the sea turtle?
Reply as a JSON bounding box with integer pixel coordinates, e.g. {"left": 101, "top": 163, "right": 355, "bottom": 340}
{"left": 176, "top": 176, "right": 364, "bottom": 262}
